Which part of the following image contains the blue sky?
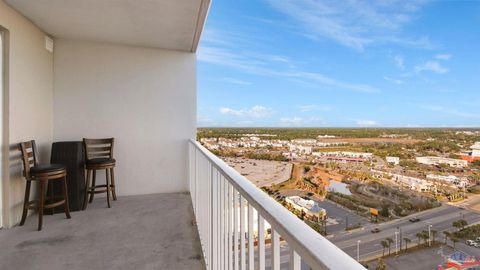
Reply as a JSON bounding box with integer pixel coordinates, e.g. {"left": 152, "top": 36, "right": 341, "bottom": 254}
{"left": 197, "top": 0, "right": 480, "bottom": 128}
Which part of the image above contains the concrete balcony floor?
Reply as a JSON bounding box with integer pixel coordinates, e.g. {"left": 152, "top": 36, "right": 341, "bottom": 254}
{"left": 0, "top": 193, "right": 205, "bottom": 270}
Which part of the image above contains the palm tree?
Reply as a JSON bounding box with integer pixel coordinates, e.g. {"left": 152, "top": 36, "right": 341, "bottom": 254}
{"left": 420, "top": 230, "right": 430, "bottom": 246}
{"left": 443, "top": 231, "right": 450, "bottom": 245}
{"left": 458, "top": 219, "right": 468, "bottom": 230}
{"left": 376, "top": 258, "right": 387, "bottom": 270}
{"left": 416, "top": 232, "right": 423, "bottom": 245}
{"left": 380, "top": 240, "right": 389, "bottom": 257}
{"left": 386, "top": 238, "right": 394, "bottom": 255}
{"left": 450, "top": 236, "right": 459, "bottom": 249}
{"left": 452, "top": 220, "right": 468, "bottom": 231}
{"left": 403, "top": 237, "right": 411, "bottom": 251}
{"left": 431, "top": 230, "right": 437, "bottom": 245}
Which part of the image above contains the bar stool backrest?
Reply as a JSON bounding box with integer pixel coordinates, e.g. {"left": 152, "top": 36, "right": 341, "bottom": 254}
{"left": 19, "top": 140, "right": 38, "bottom": 179}
{"left": 83, "top": 138, "right": 114, "bottom": 160}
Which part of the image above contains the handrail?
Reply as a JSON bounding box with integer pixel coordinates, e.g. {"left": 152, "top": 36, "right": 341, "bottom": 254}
{"left": 190, "top": 140, "right": 365, "bottom": 270}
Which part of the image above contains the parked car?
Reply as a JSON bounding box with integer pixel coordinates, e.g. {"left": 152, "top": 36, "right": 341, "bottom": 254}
{"left": 409, "top": 218, "right": 421, "bottom": 222}
{"left": 371, "top": 228, "right": 381, "bottom": 233}
{"left": 466, "top": 240, "right": 476, "bottom": 246}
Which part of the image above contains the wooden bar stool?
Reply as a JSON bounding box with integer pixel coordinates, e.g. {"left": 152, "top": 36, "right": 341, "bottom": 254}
{"left": 19, "top": 140, "right": 71, "bottom": 231}
{"left": 82, "top": 138, "right": 116, "bottom": 210}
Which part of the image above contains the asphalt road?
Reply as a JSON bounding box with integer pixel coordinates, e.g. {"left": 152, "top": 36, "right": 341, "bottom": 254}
{"left": 331, "top": 204, "right": 480, "bottom": 261}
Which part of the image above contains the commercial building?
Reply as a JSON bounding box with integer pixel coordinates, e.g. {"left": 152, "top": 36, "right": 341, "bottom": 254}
{"left": 386, "top": 156, "right": 400, "bottom": 165}
{"left": 426, "top": 174, "right": 469, "bottom": 188}
{"left": 416, "top": 156, "right": 468, "bottom": 168}
{"left": 285, "top": 196, "right": 326, "bottom": 222}
{"left": 461, "top": 141, "right": 480, "bottom": 163}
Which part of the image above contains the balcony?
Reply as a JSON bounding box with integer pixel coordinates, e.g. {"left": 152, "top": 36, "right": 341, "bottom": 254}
{"left": 0, "top": 141, "right": 365, "bottom": 270}
{"left": 0, "top": 0, "right": 365, "bottom": 269}
{"left": 0, "top": 193, "right": 205, "bottom": 270}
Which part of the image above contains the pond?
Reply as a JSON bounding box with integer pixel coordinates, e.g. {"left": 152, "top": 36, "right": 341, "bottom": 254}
{"left": 327, "top": 180, "right": 352, "bottom": 195}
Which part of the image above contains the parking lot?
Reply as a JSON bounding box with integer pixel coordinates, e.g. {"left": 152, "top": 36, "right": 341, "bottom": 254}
{"left": 317, "top": 199, "right": 369, "bottom": 233}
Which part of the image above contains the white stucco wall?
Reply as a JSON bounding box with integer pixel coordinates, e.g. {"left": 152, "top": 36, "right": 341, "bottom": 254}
{"left": 0, "top": 0, "right": 54, "bottom": 227}
{"left": 53, "top": 39, "right": 196, "bottom": 196}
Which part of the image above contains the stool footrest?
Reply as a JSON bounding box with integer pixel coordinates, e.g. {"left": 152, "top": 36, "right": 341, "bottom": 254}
{"left": 44, "top": 200, "right": 66, "bottom": 209}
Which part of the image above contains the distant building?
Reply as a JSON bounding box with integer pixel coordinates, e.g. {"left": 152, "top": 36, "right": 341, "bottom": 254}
{"left": 285, "top": 196, "right": 326, "bottom": 222}
{"left": 313, "top": 151, "right": 372, "bottom": 163}
{"left": 426, "top": 174, "right": 469, "bottom": 188}
{"left": 416, "top": 156, "right": 468, "bottom": 168}
{"left": 317, "top": 135, "right": 336, "bottom": 139}
{"left": 390, "top": 173, "right": 436, "bottom": 192}
{"left": 461, "top": 141, "right": 480, "bottom": 163}
{"left": 371, "top": 169, "right": 436, "bottom": 193}
{"left": 386, "top": 156, "right": 400, "bottom": 165}
{"left": 291, "top": 139, "right": 317, "bottom": 145}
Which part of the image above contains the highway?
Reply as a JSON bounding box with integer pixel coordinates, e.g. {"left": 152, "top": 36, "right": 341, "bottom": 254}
{"left": 330, "top": 204, "right": 480, "bottom": 260}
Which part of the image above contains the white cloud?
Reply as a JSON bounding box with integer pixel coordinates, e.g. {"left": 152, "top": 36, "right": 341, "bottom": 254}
{"left": 265, "top": 0, "right": 432, "bottom": 51}
{"left": 383, "top": 76, "right": 404, "bottom": 85}
{"left": 218, "top": 77, "right": 252, "bottom": 85}
{"left": 198, "top": 46, "right": 380, "bottom": 93}
{"left": 219, "top": 105, "right": 273, "bottom": 118}
{"left": 299, "top": 104, "right": 333, "bottom": 112}
{"left": 419, "top": 104, "right": 444, "bottom": 111}
{"left": 435, "top": 54, "right": 452, "bottom": 60}
{"left": 356, "top": 120, "right": 378, "bottom": 127}
{"left": 414, "top": 61, "right": 449, "bottom": 74}
{"left": 393, "top": 55, "right": 405, "bottom": 70}
{"left": 279, "top": 117, "right": 304, "bottom": 126}
{"left": 279, "top": 116, "right": 326, "bottom": 127}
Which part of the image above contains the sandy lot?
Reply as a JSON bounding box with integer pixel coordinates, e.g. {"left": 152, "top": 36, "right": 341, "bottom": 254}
{"left": 222, "top": 157, "right": 293, "bottom": 187}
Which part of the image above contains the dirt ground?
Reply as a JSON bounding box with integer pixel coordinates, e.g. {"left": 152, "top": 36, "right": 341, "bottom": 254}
{"left": 222, "top": 157, "right": 293, "bottom": 187}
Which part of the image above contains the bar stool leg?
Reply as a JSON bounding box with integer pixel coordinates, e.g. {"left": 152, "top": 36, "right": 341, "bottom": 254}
{"left": 89, "top": 170, "right": 96, "bottom": 203}
{"left": 38, "top": 180, "right": 45, "bottom": 231}
{"left": 106, "top": 169, "right": 111, "bottom": 208}
{"left": 62, "top": 176, "right": 71, "bottom": 219}
{"left": 83, "top": 170, "right": 91, "bottom": 210}
{"left": 19, "top": 181, "right": 32, "bottom": 226}
{"left": 110, "top": 167, "right": 117, "bottom": 201}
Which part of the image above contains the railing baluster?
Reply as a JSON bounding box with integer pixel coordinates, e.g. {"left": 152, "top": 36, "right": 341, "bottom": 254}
{"left": 218, "top": 172, "right": 223, "bottom": 270}
{"left": 208, "top": 163, "right": 212, "bottom": 270}
{"left": 228, "top": 183, "right": 233, "bottom": 270}
{"left": 233, "top": 189, "right": 239, "bottom": 270}
{"left": 258, "top": 215, "right": 265, "bottom": 270}
{"left": 189, "top": 141, "right": 366, "bottom": 270}
{"left": 240, "top": 196, "right": 246, "bottom": 270}
{"left": 247, "top": 205, "right": 254, "bottom": 270}
{"left": 272, "top": 229, "right": 280, "bottom": 270}
{"left": 290, "top": 249, "right": 300, "bottom": 270}
{"left": 224, "top": 177, "right": 229, "bottom": 270}
{"left": 214, "top": 169, "right": 219, "bottom": 270}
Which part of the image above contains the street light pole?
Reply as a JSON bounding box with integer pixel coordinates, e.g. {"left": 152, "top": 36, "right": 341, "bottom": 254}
{"left": 395, "top": 231, "right": 399, "bottom": 255}
{"left": 428, "top": 225, "right": 432, "bottom": 246}
{"left": 357, "top": 240, "right": 361, "bottom": 261}
{"left": 397, "top": 226, "right": 402, "bottom": 251}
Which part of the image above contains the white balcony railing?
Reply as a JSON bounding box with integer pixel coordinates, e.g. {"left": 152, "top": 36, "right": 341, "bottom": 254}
{"left": 188, "top": 140, "right": 365, "bottom": 270}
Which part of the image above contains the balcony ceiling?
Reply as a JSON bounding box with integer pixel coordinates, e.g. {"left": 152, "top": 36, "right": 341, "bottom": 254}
{"left": 5, "top": 0, "right": 210, "bottom": 52}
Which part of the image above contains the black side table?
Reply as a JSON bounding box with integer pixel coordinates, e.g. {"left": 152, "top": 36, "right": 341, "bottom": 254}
{"left": 49, "top": 141, "right": 85, "bottom": 212}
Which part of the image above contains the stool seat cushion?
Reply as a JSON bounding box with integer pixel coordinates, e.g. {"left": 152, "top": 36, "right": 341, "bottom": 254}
{"left": 86, "top": 158, "right": 116, "bottom": 166}
{"left": 30, "top": 164, "right": 66, "bottom": 174}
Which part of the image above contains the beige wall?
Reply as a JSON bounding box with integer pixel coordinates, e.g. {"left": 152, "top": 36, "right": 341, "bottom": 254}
{"left": 0, "top": 0, "right": 54, "bottom": 227}
{"left": 53, "top": 39, "right": 196, "bottom": 196}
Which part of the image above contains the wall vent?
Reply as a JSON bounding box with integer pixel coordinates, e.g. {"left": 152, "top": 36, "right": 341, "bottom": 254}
{"left": 45, "top": 36, "right": 53, "bottom": 53}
